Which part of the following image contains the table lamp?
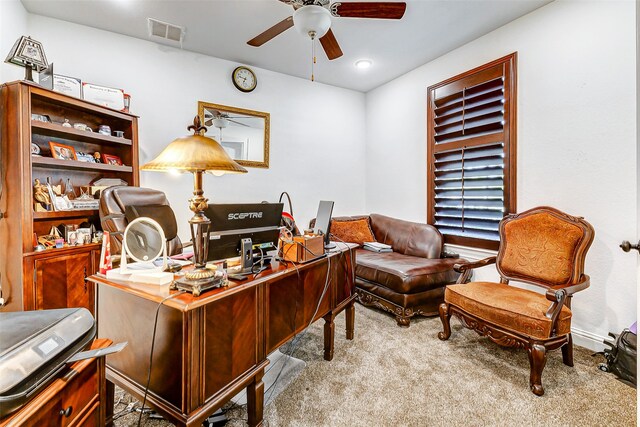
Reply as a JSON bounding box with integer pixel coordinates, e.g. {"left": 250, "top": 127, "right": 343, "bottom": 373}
{"left": 141, "top": 116, "right": 247, "bottom": 295}
{"left": 4, "top": 36, "right": 48, "bottom": 82}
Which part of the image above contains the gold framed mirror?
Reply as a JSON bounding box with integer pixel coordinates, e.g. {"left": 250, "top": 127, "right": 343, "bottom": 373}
{"left": 198, "top": 101, "right": 270, "bottom": 168}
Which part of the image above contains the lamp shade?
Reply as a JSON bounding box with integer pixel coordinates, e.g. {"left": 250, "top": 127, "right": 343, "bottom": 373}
{"left": 141, "top": 117, "right": 247, "bottom": 175}
{"left": 5, "top": 36, "right": 48, "bottom": 71}
{"left": 293, "top": 5, "right": 331, "bottom": 38}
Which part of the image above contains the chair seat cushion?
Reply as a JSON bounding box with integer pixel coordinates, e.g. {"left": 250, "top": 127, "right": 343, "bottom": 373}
{"left": 356, "top": 249, "right": 460, "bottom": 294}
{"left": 445, "top": 282, "right": 572, "bottom": 340}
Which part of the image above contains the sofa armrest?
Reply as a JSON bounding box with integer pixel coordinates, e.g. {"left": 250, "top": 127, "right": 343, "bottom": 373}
{"left": 453, "top": 256, "right": 496, "bottom": 284}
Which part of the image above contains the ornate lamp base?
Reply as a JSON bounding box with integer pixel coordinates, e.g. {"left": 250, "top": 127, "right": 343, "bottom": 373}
{"left": 171, "top": 268, "right": 225, "bottom": 297}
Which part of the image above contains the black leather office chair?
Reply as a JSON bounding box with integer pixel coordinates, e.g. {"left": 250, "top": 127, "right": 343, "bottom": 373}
{"left": 99, "top": 186, "right": 188, "bottom": 256}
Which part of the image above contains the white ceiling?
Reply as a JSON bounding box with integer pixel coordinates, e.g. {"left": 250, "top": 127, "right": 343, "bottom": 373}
{"left": 21, "top": 0, "right": 551, "bottom": 92}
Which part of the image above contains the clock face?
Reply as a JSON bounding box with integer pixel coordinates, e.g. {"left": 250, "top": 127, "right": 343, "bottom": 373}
{"left": 233, "top": 67, "right": 257, "bottom": 92}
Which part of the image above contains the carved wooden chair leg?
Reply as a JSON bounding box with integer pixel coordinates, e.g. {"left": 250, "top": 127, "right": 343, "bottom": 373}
{"left": 528, "top": 343, "right": 548, "bottom": 396}
{"left": 395, "top": 314, "right": 411, "bottom": 327}
{"left": 562, "top": 333, "right": 574, "bottom": 367}
{"left": 438, "top": 303, "right": 451, "bottom": 340}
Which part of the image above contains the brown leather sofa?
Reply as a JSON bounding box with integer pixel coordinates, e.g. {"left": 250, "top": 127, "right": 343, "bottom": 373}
{"left": 329, "top": 214, "right": 464, "bottom": 327}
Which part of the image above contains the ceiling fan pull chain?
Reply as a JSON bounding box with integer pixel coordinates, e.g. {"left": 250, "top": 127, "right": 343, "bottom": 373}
{"left": 310, "top": 30, "right": 316, "bottom": 81}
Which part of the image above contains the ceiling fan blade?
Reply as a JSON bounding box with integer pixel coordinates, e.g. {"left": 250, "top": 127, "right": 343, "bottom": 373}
{"left": 227, "top": 118, "right": 251, "bottom": 127}
{"left": 247, "top": 16, "right": 294, "bottom": 47}
{"left": 331, "top": 2, "right": 406, "bottom": 19}
{"left": 319, "top": 29, "right": 343, "bottom": 60}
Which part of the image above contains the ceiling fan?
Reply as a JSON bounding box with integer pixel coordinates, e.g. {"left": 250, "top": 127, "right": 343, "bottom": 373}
{"left": 204, "top": 110, "right": 250, "bottom": 128}
{"left": 247, "top": 1, "right": 407, "bottom": 60}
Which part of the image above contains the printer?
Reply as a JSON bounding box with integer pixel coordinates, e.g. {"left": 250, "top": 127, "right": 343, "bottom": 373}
{"left": 0, "top": 308, "right": 96, "bottom": 418}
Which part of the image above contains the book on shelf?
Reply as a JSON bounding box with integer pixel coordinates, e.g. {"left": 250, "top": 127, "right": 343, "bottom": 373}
{"left": 363, "top": 241, "right": 393, "bottom": 253}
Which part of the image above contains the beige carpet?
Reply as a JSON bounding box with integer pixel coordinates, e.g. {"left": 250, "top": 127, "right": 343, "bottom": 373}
{"left": 114, "top": 304, "right": 637, "bottom": 426}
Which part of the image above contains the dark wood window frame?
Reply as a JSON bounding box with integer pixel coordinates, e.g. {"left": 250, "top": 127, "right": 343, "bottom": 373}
{"left": 427, "top": 53, "right": 517, "bottom": 250}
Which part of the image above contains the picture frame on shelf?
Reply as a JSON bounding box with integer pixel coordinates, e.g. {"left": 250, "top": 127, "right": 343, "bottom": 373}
{"left": 76, "top": 151, "right": 95, "bottom": 163}
{"left": 53, "top": 74, "right": 83, "bottom": 98}
{"left": 102, "top": 153, "right": 123, "bottom": 166}
{"left": 49, "top": 141, "right": 77, "bottom": 160}
{"left": 82, "top": 83, "right": 125, "bottom": 110}
{"left": 45, "top": 182, "right": 72, "bottom": 211}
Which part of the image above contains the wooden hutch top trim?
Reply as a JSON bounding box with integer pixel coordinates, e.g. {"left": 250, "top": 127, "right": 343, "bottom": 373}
{"left": 2, "top": 80, "right": 139, "bottom": 120}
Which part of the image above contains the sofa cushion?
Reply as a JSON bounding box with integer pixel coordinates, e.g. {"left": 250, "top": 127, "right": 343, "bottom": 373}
{"left": 356, "top": 249, "right": 460, "bottom": 294}
{"left": 329, "top": 217, "right": 376, "bottom": 245}
{"left": 369, "top": 214, "right": 442, "bottom": 259}
{"left": 445, "top": 281, "right": 572, "bottom": 339}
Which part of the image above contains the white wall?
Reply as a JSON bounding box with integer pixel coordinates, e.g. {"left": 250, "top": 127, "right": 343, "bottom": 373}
{"left": 0, "top": 0, "right": 28, "bottom": 82}
{"left": 365, "top": 0, "right": 638, "bottom": 348}
{"left": 10, "top": 12, "right": 366, "bottom": 233}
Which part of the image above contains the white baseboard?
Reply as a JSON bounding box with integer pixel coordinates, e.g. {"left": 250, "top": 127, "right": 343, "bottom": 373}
{"left": 572, "top": 327, "right": 607, "bottom": 352}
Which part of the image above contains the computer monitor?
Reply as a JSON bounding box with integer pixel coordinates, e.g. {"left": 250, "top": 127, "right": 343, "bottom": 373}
{"left": 204, "top": 203, "right": 283, "bottom": 271}
{"left": 314, "top": 200, "right": 335, "bottom": 249}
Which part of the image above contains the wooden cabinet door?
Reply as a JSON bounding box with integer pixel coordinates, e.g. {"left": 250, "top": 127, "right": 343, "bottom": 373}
{"left": 34, "top": 252, "right": 94, "bottom": 314}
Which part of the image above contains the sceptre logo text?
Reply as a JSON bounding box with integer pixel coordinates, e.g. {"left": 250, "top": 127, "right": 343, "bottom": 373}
{"left": 228, "top": 212, "right": 263, "bottom": 220}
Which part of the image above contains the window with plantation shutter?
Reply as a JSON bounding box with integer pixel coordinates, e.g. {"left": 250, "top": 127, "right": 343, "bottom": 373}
{"left": 427, "top": 53, "right": 517, "bottom": 250}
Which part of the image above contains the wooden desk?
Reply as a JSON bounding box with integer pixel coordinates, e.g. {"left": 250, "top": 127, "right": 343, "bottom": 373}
{"left": 91, "top": 244, "right": 356, "bottom": 427}
{"left": 0, "top": 338, "right": 111, "bottom": 427}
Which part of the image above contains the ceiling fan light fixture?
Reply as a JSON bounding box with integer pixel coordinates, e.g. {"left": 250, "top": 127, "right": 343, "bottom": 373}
{"left": 212, "top": 118, "right": 229, "bottom": 129}
{"left": 355, "top": 59, "right": 372, "bottom": 69}
{"left": 293, "top": 5, "right": 331, "bottom": 39}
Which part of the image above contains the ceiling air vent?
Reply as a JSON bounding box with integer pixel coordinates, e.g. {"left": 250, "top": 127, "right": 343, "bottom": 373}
{"left": 147, "top": 18, "right": 185, "bottom": 43}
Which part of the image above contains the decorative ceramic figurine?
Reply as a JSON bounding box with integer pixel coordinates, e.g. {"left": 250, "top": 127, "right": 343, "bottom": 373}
{"left": 33, "top": 178, "right": 51, "bottom": 211}
{"left": 62, "top": 119, "right": 72, "bottom": 127}
{"left": 73, "top": 123, "right": 92, "bottom": 132}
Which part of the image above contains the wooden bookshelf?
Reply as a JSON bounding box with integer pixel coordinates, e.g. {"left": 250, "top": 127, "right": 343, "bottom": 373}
{"left": 31, "top": 121, "right": 133, "bottom": 146}
{"left": 32, "top": 156, "right": 134, "bottom": 172}
{"left": 33, "top": 209, "right": 99, "bottom": 220}
{"left": 0, "top": 80, "right": 140, "bottom": 313}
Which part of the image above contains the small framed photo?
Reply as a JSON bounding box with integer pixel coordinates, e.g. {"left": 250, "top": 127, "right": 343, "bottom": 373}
{"left": 102, "top": 153, "right": 123, "bottom": 166}
{"left": 49, "top": 141, "right": 77, "bottom": 161}
{"left": 76, "top": 151, "right": 95, "bottom": 163}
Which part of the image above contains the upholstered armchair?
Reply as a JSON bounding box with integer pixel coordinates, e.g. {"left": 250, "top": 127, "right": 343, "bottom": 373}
{"left": 438, "top": 206, "right": 594, "bottom": 396}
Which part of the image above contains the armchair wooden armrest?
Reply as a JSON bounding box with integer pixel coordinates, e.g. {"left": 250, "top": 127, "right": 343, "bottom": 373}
{"left": 454, "top": 256, "right": 497, "bottom": 284}
{"left": 544, "top": 275, "right": 590, "bottom": 332}
{"left": 550, "top": 275, "right": 590, "bottom": 296}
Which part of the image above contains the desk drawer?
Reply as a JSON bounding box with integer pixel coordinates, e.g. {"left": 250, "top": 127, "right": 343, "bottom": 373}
{"left": 0, "top": 361, "right": 99, "bottom": 427}
{"left": 59, "top": 360, "right": 99, "bottom": 426}
{"left": 69, "top": 400, "right": 99, "bottom": 427}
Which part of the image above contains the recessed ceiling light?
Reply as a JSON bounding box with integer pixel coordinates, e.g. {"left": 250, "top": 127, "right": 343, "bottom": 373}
{"left": 355, "top": 59, "right": 372, "bottom": 69}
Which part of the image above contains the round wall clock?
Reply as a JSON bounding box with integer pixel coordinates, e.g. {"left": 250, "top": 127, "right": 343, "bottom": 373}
{"left": 232, "top": 66, "right": 257, "bottom": 93}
